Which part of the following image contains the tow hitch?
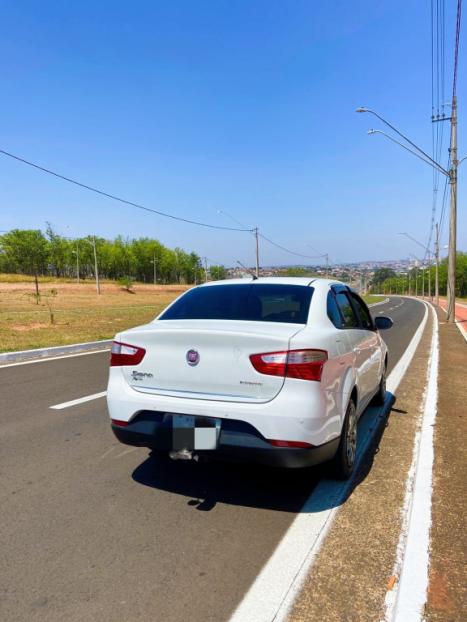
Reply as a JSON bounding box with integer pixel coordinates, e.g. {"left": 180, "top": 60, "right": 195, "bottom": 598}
{"left": 169, "top": 448, "right": 199, "bottom": 462}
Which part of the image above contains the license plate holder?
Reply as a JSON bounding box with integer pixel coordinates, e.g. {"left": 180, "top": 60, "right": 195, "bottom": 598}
{"left": 171, "top": 415, "right": 220, "bottom": 450}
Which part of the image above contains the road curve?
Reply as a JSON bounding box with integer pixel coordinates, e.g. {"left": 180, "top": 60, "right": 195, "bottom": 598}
{"left": 0, "top": 296, "right": 425, "bottom": 622}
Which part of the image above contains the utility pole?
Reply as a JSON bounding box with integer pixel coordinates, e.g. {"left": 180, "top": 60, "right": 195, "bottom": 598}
{"left": 204, "top": 257, "right": 208, "bottom": 283}
{"left": 435, "top": 222, "right": 440, "bottom": 307}
{"left": 447, "top": 96, "right": 458, "bottom": 322}
{"left": 75, "top": 241, "right": 80, "bottom": 285}
{"left": 153, "top": 250, "right": 157, "bottom": 285}
{"left": 254, "top": 227, "right": 260, "bottom": 278}
{"left": 92, "top": 236, "right": 100, "bottom": 295}
{"left": 428, "top": 251, "right": 431, "bottom": 300}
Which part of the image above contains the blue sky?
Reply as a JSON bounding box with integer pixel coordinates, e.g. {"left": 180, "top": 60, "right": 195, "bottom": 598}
{"left": 1, "top": 1, "right": 465, "bottom": 267}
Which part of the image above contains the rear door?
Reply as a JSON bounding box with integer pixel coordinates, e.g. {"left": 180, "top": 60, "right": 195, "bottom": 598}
{"left": 348, "top": 291, "right": 382, "bottom": 398}
{"left": 334, "top": 289, "right": 374, "bottom": 407}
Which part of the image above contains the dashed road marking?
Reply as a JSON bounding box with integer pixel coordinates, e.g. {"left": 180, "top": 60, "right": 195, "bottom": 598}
{"left": 50, "top": 391, "right": 107, "bottom": 410}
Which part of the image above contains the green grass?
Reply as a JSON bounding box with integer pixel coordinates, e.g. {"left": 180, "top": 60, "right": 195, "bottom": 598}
{"left": 362, "top": 294, "right": 386, "bottom": 305}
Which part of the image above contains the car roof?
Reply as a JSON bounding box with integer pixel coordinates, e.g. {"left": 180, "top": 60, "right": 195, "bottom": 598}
{"left": 198, "top": 277, "right": 347, "bottom": 290}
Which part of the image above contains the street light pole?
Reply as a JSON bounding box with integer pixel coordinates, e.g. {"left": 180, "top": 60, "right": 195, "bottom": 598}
{"left": 92, "top": 237, "right": 100, "bottom": 295}
{"left": 447, "top": 96, "right": 458, "bottom": 322}
{"left": 153, "top": 250, "right": 157, "bottom": 285}
{"left": 358, "top": 106, "right": 459, "bottom": 322}
{"left": 254, "top": 227, "right": 260, "bottom": 278}
{"left": 435, "top": 222, "right": 440, "bottom": 307}
{"left": 76, "top": 242, "right": 80, "bottom": 285}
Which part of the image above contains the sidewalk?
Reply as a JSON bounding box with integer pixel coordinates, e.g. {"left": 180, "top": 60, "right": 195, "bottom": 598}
{"left": 435, "top": 298, "right": 466, "bottom": 340}
{"left": 289, "top": 303, "right": 466, "bottom": 621}
{"left": 425, "top": 309, "right": 467, "bottom": 621}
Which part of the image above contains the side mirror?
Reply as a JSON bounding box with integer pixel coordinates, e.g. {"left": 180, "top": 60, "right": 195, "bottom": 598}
{"left": 375, "top": 316, "right": 393, "bottom": 330}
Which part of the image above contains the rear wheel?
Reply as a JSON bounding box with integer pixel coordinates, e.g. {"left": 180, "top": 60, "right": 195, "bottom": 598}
{"left": 332, "top": 400, "right": 357, "bottom": 479}
{"left": 372, "top": 364, "right": 387, "bottom": 406}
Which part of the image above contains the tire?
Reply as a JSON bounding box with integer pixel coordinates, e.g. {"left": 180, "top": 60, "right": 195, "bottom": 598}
{"left": 372, "top": 365, "right": 387, "bottom": 406}
{"left": 332, "top": 400, "right": 357, "bottom": 480}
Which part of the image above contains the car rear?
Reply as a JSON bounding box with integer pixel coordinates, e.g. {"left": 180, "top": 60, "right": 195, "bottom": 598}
{"left": 107, "top": 280, "right": 340, "bottom": 468}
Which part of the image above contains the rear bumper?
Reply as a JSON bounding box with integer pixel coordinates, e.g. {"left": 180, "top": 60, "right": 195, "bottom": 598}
{"left": 111, "top": 412, "right": 339, "bottom": 469}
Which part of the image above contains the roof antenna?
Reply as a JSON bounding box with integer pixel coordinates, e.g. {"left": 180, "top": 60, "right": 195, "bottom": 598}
{"left": 237, "top": 260, "right": 258, "bottom": 280}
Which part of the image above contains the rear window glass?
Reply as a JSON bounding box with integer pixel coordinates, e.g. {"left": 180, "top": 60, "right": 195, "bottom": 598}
{"left": 159, "top": 284, "right": 314, "bottom": 324}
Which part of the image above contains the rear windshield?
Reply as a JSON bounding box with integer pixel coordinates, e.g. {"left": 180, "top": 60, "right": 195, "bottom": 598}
{"left": 159, "top": 284, "right": 314, "bottom": 324}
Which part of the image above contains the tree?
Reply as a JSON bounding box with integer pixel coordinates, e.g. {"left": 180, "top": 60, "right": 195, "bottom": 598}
{"left": 0, "top": 229, "right": 49, "bottom": 297}
{"left": 372, "top": 268, "right": 396, "bottom": 289}
{"left": 210, "top": 265, "right": 227, "bottom": 281}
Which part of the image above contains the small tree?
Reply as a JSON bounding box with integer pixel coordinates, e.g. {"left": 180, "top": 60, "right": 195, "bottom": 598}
{"left": 0, "top": 229, "right": 49, "bottom": 298}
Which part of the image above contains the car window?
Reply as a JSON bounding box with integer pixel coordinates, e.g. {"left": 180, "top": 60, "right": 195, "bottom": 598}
{"left": 335, "top": 292, "right": 359, "bottom": 328}
{"left": 159, "top": 284, "right": 314, "bottom": 324}
{"left": 350, "top": 293, "right": 374, "bottom": 330}
{"left": 327, "top": 291, "right": 343, "bottom": 328}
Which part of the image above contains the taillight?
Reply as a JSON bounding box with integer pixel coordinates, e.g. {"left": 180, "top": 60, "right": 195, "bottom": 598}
{"left": 110, "top": 341, "right": 146, "bottom": 366}
{"left": 111, "top": 419, "right": 129, "bottom": 427}
{"left": 249, "top": 349, "right": 327, "bottom": 381}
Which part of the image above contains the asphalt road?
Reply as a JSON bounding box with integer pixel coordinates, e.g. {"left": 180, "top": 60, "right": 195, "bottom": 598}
{"left": 0, "top": 296, "right": 426, "bottom": 622}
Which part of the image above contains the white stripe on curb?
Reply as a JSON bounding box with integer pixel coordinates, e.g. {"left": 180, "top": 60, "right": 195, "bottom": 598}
{"left": 0, "top": 348, "right": 110, "bottom": 369}
{"left": 50, "top": 391, "right": 107, "bottom": 410}
{"left": 229, "top": 300, "right": 429, "bottom": 622}
{"left": 385, "top": 303, "right": 438, "bottom": 621}
{"left": 0, "top": 339, "right": 111, "bottom": 366}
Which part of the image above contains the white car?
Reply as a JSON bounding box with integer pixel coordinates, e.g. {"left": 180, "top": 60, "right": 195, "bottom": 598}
{"left": 107, "top": 278, "right": 392, "bottom": 478}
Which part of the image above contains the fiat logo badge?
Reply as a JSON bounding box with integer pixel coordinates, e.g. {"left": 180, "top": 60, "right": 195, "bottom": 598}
{"left": 186, "top": 349, "right": 200, "bottom": 366}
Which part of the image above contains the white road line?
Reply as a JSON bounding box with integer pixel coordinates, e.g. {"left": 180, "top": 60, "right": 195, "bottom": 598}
{"left": 50, "top": 391, "right": 107, "bottom": 410}
{"left": 229, "top": 300, "right": 429, "bottom": 622}
{"left": 0, "top": 348, "right": 109, "bottom": 369}
{"left": 385, "top": 303, "right": 438, "bottom": 621}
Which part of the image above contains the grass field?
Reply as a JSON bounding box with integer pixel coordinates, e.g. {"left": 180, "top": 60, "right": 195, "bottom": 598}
{"left": 0, "top": 280, "right": 406, "bottom": 354}
{"left": 0, "top": 280, "right": 189, "bottom": 352}
{"left": 362, "top": 294, "right": 387, "bottom": 305}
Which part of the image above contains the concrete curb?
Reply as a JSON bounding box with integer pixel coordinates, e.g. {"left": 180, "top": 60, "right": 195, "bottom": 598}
{"left": 0, "top": 339, "right": 112, "bottom": 365}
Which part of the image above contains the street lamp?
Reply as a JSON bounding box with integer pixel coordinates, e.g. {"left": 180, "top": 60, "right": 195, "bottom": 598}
{"left": 357, "top": 105, "right": 460, "bottom": 322}
{"left": 84, "top": 237, "right": 100, "bottom": 294}
{"left": 72, "top": 241, "right": 80, "bottom": 285}
{"left": 398, "top": 232, "right": 436, "bottom": 303}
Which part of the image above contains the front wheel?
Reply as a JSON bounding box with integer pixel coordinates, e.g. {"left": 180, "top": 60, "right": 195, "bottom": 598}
{"left": 332, "top": 400, "right": 357, "bottom": 480}
{"left": 372, "top": 366, "right": 387, "bottom": 406}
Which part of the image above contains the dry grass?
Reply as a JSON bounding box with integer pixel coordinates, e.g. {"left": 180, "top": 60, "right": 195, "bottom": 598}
{"left": 0, "top": 280, "right": 189, "bottom": 352}
{"left": 363, "top": 294, "right": 387, "bottom": 305}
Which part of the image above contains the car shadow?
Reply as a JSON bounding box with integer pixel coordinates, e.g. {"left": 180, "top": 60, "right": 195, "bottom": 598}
{"left": 132, "top": 393, "right": 395, "bottom": 514}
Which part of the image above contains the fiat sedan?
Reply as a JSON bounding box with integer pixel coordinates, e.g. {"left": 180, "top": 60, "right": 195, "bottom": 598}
{"left": 107, "top": 278, "right": 392, "bottom": 478}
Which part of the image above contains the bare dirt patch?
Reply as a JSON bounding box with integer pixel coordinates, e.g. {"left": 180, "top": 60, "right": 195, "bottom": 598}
{"left": 0, "top": 280, "right": 190, "bottom": 352}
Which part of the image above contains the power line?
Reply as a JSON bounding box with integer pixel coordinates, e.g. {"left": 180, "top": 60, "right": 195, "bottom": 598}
{"left": 452, "top": 0, "right": 462, "bottom": 99}
{"left": 258, "top": 233, "right": 324, "bottom": 261}
{"left": 0, "top": 148, "right": 253, "bottom": 233}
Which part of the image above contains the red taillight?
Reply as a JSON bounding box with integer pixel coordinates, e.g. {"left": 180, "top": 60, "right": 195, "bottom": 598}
{"left": 110, "top": 341, "right": 146, "bottom": 366}
{"left": 249, "top": 349, "right": 327, "bottom": 382}
{"left": 111, "top": 419, "right": 129, "bottom": 427}
{"left": 267, "top": 439, "right": 314, "bottom": 448}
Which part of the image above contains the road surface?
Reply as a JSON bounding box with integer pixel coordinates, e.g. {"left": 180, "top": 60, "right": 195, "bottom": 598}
{"left": 0, "top": 297, "right": 425, "bottom": 622}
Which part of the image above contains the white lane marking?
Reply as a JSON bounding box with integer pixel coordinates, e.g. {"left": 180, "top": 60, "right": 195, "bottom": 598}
{"left": 0, "top": 348, "right": 110, "bottom": 369}
{"left": 229, "top": 300, "right": 429, "bottom": 622}
{"left": 385, "top": 303, "right": 438, "bottom": 621}
{"left": 50, "top": 391, "right": 107, "bottom": 410}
